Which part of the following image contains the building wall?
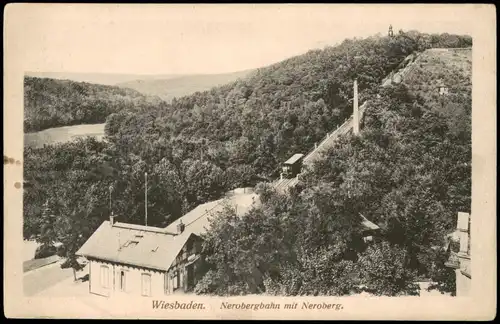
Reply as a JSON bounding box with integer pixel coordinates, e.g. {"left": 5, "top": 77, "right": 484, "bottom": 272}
{"left": 88, "top": 235, "right": 206, "bottom": 297}
{"left": 165, "top": 235, "right": 204, "bottom": 294}
{"left": 89, "top": 259, "right": 166, "bottom": 298}
{"left": 455, "top": 269, "right": 471, "bottom": 296}
{"left": 89, "top": 259, "right": 110, "bottom": 297}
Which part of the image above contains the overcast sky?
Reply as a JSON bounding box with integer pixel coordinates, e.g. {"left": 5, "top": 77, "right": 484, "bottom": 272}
{"left": 9, "top": 4, "right": 477, "bottom": 76}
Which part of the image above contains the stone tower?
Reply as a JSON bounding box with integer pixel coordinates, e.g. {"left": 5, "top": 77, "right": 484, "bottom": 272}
{"left": 388, "top": 25, "right": 394, "bottom": 38}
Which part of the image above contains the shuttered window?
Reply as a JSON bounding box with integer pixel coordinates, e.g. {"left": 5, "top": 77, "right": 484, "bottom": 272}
{"left": 164, "top": 273, "right": 169, "bottom": 294}
{"left": 100, "top": 265, "right": 109, "bottom": 288}
{"left": 172, "top": 270, "right": 179, "bottom": 290}
{"left": 141, "top": 273, "right": 152, "bottom": 296}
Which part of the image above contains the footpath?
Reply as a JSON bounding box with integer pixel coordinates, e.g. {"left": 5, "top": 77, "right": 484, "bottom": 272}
{"left": 23, "top": 255, "right": 60, "bottom": 273}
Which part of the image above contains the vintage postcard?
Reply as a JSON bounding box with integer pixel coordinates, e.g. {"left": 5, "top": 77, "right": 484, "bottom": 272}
{"left": 3, "top": 3, "right": 496, "bottom": 320}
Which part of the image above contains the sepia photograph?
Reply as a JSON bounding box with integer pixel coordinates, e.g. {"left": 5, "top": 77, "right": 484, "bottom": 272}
{"left": 3, "top": 3, "right": 496, "bottom": 320}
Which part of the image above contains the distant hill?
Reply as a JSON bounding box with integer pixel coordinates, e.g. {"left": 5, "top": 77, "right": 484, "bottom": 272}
{"left": 116, "top": 69, "right": 256, "bottom": 102}
{"left": 24, "top": 72, "right": 183, "bottom": 86}
{"left": 24, "top": 76, "right": 165, "bottom": 132}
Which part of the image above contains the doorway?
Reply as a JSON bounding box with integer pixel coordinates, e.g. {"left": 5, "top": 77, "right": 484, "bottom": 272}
{"left": 186, "top": 264, "right": 194, "bottom": 291}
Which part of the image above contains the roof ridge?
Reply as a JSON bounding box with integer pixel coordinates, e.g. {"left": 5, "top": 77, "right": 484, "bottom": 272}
{"left": 113, "top": 221, "right": 176, "bottom": 235}
{"left": 185, "top": 198, "right": 228, "bottom": 228}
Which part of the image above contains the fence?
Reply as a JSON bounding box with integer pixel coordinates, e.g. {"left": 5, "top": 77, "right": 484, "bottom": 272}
{"left": 272, "top": 101, "right": 367, "bottom": 190}
{"left": 303, "top": 101, "right": 367, "bottom": 165}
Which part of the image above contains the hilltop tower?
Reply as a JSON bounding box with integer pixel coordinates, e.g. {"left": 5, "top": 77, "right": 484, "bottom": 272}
{"left": 388, "top": 25, "right": 394, "bottom": 38}
{"left": 353, "top": 79, "right": 359, "bottom": 135}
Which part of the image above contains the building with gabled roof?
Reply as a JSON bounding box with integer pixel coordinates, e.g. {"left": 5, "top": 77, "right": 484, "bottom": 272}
{"left": 359, "top": 213, "right": 381, "bottom": 243}
{"left": 76, "top": 188, "right": 259, "bottom": 298}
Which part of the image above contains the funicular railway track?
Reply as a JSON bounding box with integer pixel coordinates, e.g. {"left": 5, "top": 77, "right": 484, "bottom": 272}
{"left": 272, "top": 95, "right": 367, "bottom": 194}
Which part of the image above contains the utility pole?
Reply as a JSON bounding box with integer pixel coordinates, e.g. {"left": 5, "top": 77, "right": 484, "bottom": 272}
{"left": 109, "top": 185, "right": 112, "bottom": 213}
{"left": 145, "top": 172, "right": 148, "bottom": 226}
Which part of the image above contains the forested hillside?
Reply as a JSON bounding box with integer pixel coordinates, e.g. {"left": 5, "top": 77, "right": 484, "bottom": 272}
{"left": 197, "top": 47, "right": 471, "bottom": 296}
{"left": 24, "top": 31, "right": 471, "bottom": 292}
{"left": 24, "top": 76, "right": 164, "bottom": 132}
{"left": 105, "top": 31, "right": 472, "bottom": 181}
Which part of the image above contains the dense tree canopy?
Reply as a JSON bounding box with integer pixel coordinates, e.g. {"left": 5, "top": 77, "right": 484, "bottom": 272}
{"left": 24, "top": 76, "right": 164, "bottom": 132}
{"left": 23, "top": 31, "right": 471, "bottom": 293}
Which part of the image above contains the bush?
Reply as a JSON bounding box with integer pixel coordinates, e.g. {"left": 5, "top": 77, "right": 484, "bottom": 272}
{"left": 227, "top": 282, "right": 251, "bottom": 296}
{"left": 56, "top": 244, "right": 67, "bottom": 257}
{"left": 34, "top": 244, "right": 57, "bottom": 259}
{"left": 358, "top": 242, "right": 420, "bottom": 296}
{"left": 262, "top": 265, "right": 303, "bottom": 296}
{"left": 193, "top": 270, "right": 221, "bottom": 295}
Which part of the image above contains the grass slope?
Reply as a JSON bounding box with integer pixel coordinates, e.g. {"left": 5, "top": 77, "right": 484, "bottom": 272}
{"left": 403, "top": 47, "right": 472, "bottom": 134}
{"left": 403, "top": 48, "right": 471, "bottom": 91}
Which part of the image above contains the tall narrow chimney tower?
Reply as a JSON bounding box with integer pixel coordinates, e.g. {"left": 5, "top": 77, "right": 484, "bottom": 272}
{"left": 353, "top": 79, "right": 360, "bottom": 135}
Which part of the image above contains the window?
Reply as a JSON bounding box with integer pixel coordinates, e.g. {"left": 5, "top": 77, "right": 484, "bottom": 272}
{"left": 186, "top": 240, "right": 193, "bottom": 254}
{"left": 119, "top": 270, "right": 126, "bottom": 292}
{"left": 363, "top": 236, "right": 374, "bottom": 243}
{"left": 164, "top": 273, "right": 169, "bottom": 294}
{"left": 100, "top": 265, "right": 109, "bottom": 289}
{"left": 123, "top": 240, "right": 139, "bottom": 248}
{"left": 141, "top": 273, "right": 152, "bottom": 297}
{"left": 172, "top": 270, "right": 179, "bottom": 290}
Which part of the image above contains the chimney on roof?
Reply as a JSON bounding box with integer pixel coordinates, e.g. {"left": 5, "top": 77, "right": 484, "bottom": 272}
{"left": 353, "top": 79, "right": 360, "bottom": 135}
{"left": 177, "top": 219, "right": 185, "bottom": 234}
{"left": 110, "top": 212, "right": 116, "bottom": 227}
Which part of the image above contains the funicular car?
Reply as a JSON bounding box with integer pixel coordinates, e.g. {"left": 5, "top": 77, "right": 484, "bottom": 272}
{"left": 282, "top": 153, "right": 304, "bottom": 179}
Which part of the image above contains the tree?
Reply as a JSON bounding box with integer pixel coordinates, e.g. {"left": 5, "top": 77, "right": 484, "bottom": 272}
{"left": 358, "top": 242, "right": 419, "bottom": 296}
{"left": 55, "top": 208, "right": 91, "bottom": 281}
{"left": 35, "top": 199, "right": 59, "bottom": 259}
{"left": 264, "top": 247, "right": 361, "bottom": 296}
